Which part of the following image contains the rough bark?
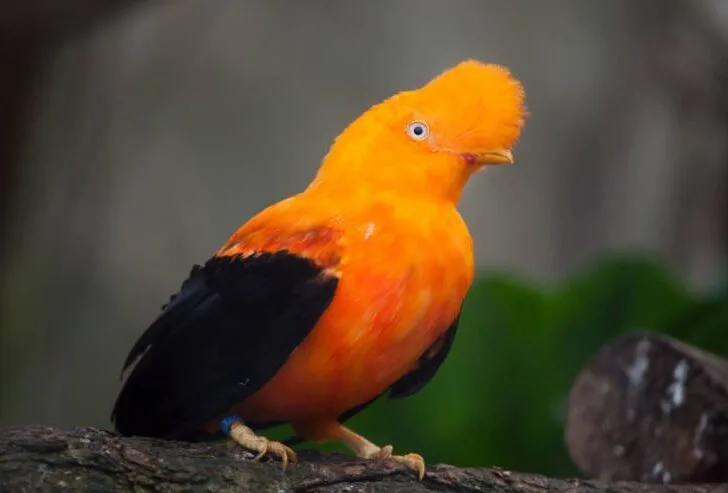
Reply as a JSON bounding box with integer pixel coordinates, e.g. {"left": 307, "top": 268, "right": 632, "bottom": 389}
{"left": 567, "top": 331, "right": 728, "bottom": 484}
{"left": 0, "top": 425, "right": 721, "bottom": 493}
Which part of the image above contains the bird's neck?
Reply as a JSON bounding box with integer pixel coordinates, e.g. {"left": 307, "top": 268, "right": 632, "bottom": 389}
{"left": 306, "top": 154, "right": 470, "bottom": 206}
{"left": 306, "top": 175, "right": 466, "bottom": 206}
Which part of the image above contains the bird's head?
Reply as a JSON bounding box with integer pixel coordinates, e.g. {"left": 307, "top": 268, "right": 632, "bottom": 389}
{"left": 310, "top": 59, "right": 526, "bottom": 203}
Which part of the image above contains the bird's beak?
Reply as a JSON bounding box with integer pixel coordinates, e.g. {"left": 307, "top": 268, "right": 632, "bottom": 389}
{"left": 476, "top": 148, "right": 514, "bottom": 166}
{"left": 461, "top": 149, "right": 514, "bottom": 167}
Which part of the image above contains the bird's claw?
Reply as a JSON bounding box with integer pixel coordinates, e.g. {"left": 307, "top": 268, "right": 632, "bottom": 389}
{"left": 222, "top": 416, "right": 297, "bottom": 471}
{"left": 248, "top": 436, "right": 297, "bottom": 471}
{"left": 392, "top": 453, "right": 426, "bottom": 480}
{"left": 369, "top": 445, "right": 426, "bottom": 480}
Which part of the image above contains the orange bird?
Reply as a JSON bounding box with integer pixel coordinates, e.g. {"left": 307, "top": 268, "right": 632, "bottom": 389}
{"left": 112, "top": 60, "right": 526, "bottom": 479}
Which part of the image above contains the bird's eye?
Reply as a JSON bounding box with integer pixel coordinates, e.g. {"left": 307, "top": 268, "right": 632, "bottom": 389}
{"left": 406, "top": 121, "right": 429, "bottom": 141}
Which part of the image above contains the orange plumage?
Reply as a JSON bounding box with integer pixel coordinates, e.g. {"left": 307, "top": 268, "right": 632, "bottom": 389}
{"left": 220, "top": 193, "right": 472, "bottom": 424}
{"left": 113, "top": 59, "right": 526, "bottom": 478}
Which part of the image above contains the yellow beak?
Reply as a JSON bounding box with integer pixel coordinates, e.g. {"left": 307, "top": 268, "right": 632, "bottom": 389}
{"left": 477, "top": 148, "right": 514, "bottom": 165}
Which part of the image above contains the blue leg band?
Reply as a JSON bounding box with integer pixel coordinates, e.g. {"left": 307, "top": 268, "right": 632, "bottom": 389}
{"left": 220, "top": 415, "right": 242, "bottom": 436}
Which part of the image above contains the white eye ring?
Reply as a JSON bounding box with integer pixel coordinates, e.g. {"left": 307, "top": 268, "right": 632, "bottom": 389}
{"left": 406, "top": 121, "right": 429, "bottom": 141}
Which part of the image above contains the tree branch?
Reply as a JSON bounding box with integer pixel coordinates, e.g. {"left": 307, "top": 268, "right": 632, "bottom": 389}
{"left": 0, "top": 425, "right": 724, "bottom": 492}
{"left": 567, "top": 331, "right": 728, "bottom": 484}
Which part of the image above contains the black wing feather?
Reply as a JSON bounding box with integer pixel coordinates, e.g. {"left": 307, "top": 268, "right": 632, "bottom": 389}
{"left": 389, "top": 311, "right": 460, "bottom": 398}
{"left": 121, "top": 265, "right": 207, "bottom": 372}
{"left": 112, "top": 252, "right": 337, "bottom": 440}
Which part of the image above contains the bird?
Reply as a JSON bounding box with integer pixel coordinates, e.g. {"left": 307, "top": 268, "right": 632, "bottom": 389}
{"left": 112, "top": 59, "right": 526, "bottom": 480}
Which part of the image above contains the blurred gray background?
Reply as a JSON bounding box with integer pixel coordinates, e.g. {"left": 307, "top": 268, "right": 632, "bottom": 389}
{"left": 1, "top": 0, "right": 727, "bottom": 451}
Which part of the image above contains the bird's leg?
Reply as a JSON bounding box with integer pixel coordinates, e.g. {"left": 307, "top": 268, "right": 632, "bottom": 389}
{"left": 294, "top": 420, "right": 425, "bottom": 480}
{"left": 220, "top": 416, "right": 297, "bottom": 470}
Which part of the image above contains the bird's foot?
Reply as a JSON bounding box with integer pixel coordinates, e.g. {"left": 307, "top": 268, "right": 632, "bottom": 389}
{"left": 360, "top": 444, "right": 426, "bottom": 480}
{"left": 220, "top": 416, "right": 297, "bottom": 471}
{"left": 292, "top": 421, "right": 426, "bottom": 480}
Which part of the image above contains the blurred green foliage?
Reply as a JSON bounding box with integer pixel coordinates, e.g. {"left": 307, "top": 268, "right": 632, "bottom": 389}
{"left": 272, "top": 253, "right": 728, "bottom": 477}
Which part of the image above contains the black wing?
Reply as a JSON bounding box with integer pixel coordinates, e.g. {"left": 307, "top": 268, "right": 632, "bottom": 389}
{"left": 389, "top": 311, "right": 460, "bottom": 398}
{"left": 111, "top": 252, "right": 338, "bottom": 440}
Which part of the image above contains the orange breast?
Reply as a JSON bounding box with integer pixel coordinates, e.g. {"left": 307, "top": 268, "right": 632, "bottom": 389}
{"left": 236, "top": 201, "right": 473, "bottom": 424}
